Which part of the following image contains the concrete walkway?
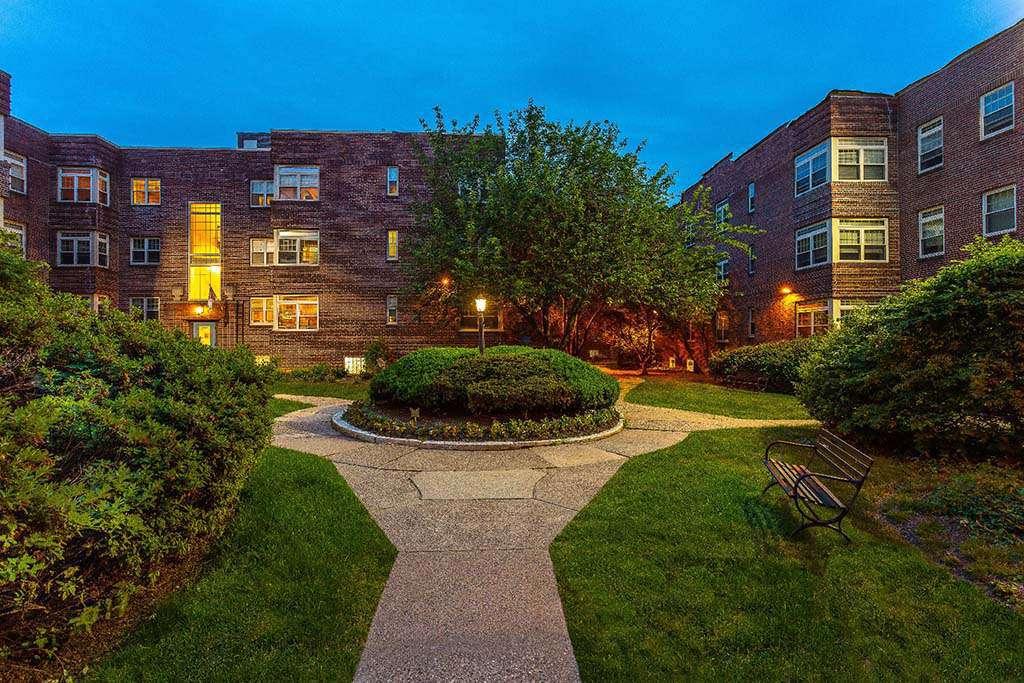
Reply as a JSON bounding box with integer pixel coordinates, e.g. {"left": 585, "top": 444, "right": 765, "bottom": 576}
{"left": 272, "top": 390, "right": 815, "bottom": 682}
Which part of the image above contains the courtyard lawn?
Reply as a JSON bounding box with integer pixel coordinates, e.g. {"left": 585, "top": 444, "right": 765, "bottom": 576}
{"left": 91, "top": 446, "right": 396, "bottom": 681}
{"left": 271, "top": 378, "right": 370, "bottom": 400}
{"left": 268, "top": 396, "right": 314, "bottom": 418}
{"left": 626, "top": 375, "right": 811, "bottom": 420}
{"left": 551, "top": 426, "right": 1024, "bottom": 680}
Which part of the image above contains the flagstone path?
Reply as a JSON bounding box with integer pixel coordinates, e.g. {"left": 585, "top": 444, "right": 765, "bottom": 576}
{"left": 272, "top": 386, "right": 816, "bottom": 682}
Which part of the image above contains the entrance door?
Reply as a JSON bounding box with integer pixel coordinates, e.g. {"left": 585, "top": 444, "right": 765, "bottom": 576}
{"left": 193, "top": 322, "right": 216, "bottom": 347}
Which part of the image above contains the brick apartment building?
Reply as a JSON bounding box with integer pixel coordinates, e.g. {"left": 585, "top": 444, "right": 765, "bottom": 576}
{"left": 683, "top": 19, "right": 1022, "bottom": 367}
{"left": 0, "top": 71, "right": 500, "bottom": 368}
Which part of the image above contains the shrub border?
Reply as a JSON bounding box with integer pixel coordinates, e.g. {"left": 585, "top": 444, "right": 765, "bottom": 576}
{"left": 331, "top": 405, "right": 624, "bottom": 451}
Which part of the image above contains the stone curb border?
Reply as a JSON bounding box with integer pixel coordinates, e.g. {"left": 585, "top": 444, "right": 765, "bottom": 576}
{"left": 331, "top": 405, "right": 625, "bottom": 451}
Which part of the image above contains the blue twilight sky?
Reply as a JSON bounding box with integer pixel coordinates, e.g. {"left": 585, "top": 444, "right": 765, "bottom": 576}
{"left": 1, "top": 0, "right": 1021, "bottom": 194}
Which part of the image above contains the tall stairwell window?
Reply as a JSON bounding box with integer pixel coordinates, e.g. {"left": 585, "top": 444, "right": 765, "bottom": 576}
{"left": 188, "top": 203, "right": 222, "bottom": 301}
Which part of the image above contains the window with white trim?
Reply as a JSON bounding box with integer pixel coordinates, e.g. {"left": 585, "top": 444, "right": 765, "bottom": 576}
{"left": 836, "top": 299, "right": 873, "bottom": 321}
{"left": 387, "top": 229, "right": 399, "bottom": 261}
{"left": 2, "top": 220, "right": 26, "bottom": 256}
{"left": 275, "top": 166, "right": 319, "bottom": 201}
{"left": 715, "top": 200, "right": 729, "bottom": 222}
{"left": 131, "top": 178, "right": 161, "bottom": 205}
{"left": 58, "top": 167, "right": 110, "bottom": 205}
{"left": 795, "top": 222, "right": 829, "bottom": 269}
{"left": 250, "top": 296, "right": 274, "bottom": 326}
{"left": 274, "top": 295, "right": 319, "bottom": 331}
{"left": 980, "top": 82, "right": 1014, "bottom": 139}
{"left": 837, "top": 219, "right": 887, "bottom": 262}
{"left": 250, "top": 238, "right": 275, "bottom": 266}
{"left": 129, "top": 296, "right": 160, "bottom": 321}
{"left": 250, "top": 180, "right": 273, "bottom": 207}
{"left": 747, "top": 182, "right": 755, "bottom": 213}
{"left": 794, "top": 141, "right": 829, "bottom": 196}
{"left": 917, "top": 118, "right": 943, "bottom": 173}
{"left": 796, "top": 302, "right": 829, "bottom": 337}
{"left": 983, "top": 186, "right": 1016, "bottom": 236}
{"left": 918, "top": 207, "right": 944, "bottom": 257}
{"left": 715, "top": 311, "right": 729, "bottom": 342}
{"left": 57, "top": 231, "right": 108, "bottom": 267}
{"left": 747, "top": 308, "right": 756, "bottom": 338}
{"left": 835, "top": 138, "right": 887, "bottom": 181}
{"left": 386, "top": 166, "right": 399, "bottom": 196}
{"left": 344, "top": 356, "right": 367, "bottom": 374}
{"left": 276, "top": 229, "right": 320, "bottom": 265}
{"left": 5, "top": 150, "right": 26, "bottom": 194}
{"left": 130, "top": 237, "right": 161, "bottom": 264}
{"left": 715, "top": 257, "right": 729, "bottom": 281}
{"left": 386, "top": 294, "right": 398, "bottom": 325}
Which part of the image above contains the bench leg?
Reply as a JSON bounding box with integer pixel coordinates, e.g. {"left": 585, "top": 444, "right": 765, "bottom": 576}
{"left": 760, "top": 479, "right": 779, "bottom": 496}
{"left": 790, "top": 519, "right": 851, "bottom": 543}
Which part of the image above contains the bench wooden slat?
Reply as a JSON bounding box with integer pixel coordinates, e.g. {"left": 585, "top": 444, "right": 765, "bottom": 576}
{"left": 765, "top": 459, "right": 845, "bottom": 509}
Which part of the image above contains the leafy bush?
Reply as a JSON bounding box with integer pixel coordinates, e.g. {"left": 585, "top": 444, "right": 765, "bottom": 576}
{"left": 709, "top": 338, "right": 820, "bottom": 393}
{"left": 797, "top": 238, "right": 1024, "bottom": 459}
{"left": 0, "top": 247, "right": 273, "bottom": 663}
{"left": 363, "top": 338, "right": 394, "bottom": 374}
{"left": 369, "top": 346, "right": 617, "bottom": 415}
{"left": 284, "top": 362, "right": 348, "bottom": 382}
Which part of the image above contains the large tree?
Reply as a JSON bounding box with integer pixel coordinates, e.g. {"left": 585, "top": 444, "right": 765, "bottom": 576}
{"left": 409, "top": 103, "right": 752, "bottom": 354}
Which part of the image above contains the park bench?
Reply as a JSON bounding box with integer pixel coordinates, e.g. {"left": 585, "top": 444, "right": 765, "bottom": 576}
{"left": 720, "top": 372, "right": 769, "bottom": 392}
{"left": 761, "top": 429, "right": 874, "bottom": 542}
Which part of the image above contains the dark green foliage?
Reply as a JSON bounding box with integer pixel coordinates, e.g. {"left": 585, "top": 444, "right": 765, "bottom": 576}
{"left": 363, "top": 338, "right": 394, "bottom": 374}
{"left": 709, "top": 338, "right": 820, "bottom": 393}
{"left": 0, "top": 247, "right": 273, "bottom": 662}
{"left": 798, "top": 238, "right": 1024, "bottom": 458}
{"left": 283, "top": 362, "right": 348, "bottom": 382}
{"left": 369, "top": 345, "right": 617, "bottom": 415}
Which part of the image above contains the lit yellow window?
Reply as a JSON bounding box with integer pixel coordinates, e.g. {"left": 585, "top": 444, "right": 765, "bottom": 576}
{"left": 189, "top": 203, "right": 221, "bottom": 300}
{"left": 387, "top": 230, "right": 398, "bottom": 260}
{"left": 132, "top": 178, "right": 161, "bottom": 205}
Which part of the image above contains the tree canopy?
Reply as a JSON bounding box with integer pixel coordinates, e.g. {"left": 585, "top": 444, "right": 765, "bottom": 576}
{"left": 409, "top": 102, "right": 753, "bottom": 354}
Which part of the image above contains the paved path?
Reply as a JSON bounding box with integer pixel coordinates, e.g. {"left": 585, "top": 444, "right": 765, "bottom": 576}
{"left": 272, "top": 389, "right": 815, "bottom": 682}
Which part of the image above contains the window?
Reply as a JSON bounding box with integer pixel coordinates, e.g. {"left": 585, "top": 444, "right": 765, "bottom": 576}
{"left": 980, "top": 82, "right": 1015, "bottom": 139}
{"left": 59, "top": 167, "right": 110, "bottom": 205}
{"left": 274, "top": 295, "right": 319, "bottom": 331}
{"left": 188, "top": 203, "right": 221, "bottom": 300}
{"left": 129, "top": 296, "right": 160, "bottom": 321}
{"left": 715, "top": 200, "right": 729, "bottom": 222}
{"left": 250, "top": 297, "right": 274, "bottom": 326}
{"left": 715, "top": 311, "right": 729, "bottom": 342}
{"left": 918, "top": 207, "right": 945, "bottom": 257}
{"left": 386, "top": 229, "right": 398, "bottom": 261}
{"left": 747, "top": 309, "right": 756, "bottom": 338}
{"left": 131, "top": 178, "right": 161, "bottom": 205}
{"left": 386, "top": 294, "right": 398, "bottom": 325}
{"left": 796, "top": 302, "right": 829, "bottom": 337}
{"left": 250, "top": 180, "right": 273, "bottom": 207}
{"left": 795, "top": 221, "right": 829, "bottom": 269}
{"left": 250, "top": 238, "right": 275, "bottom": 266}
{"left": 835, "top": 138, "right": 887, "bottom": 181}
{"left": 275, "top": 166, "right": 319, "bottom": 201}
{"left": 386, "top": 166, "right": 399, "bottom": 196}
{"left": 5, "top": 150, "right": 26, "bottom": 194}
{"left": 794, "top": 141, "right": 829, "bottom": 196}
{"left": 2, "top": 220, "right": 26, "bottom": 256}
{"left": 983, "top": 186, "right": 1017, "bottom": 236}
{"left": 837, "top": 219, "right": 888, "bottom": 262}
{"left": 344, "top": 356, "right": 367, "bottom": 374}
{"left": 747, "top": 182, "right": 755, "bottom": 213}
{"left": 57, "top": 231, "right": 108, "bottom": 267}
{"left": 130, "top": 237, "right": 161, "bottom": 264}
{"left": 715, "top": 257, "right": 729, "bottom": 281}
{"left": 836, "top": 299, "right": 873, "bottom": 322}
{"left": 918, "top": 118, "right": 943, "bottom": 173}
{"left": 747, "top": 243, "right": 756, "bottom": 275}
{"left": 275, "top": 229, "right": 320, "bottom": 265}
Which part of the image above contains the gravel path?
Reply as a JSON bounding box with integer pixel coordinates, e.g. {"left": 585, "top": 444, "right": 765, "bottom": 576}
{"left": 272, "top": 389, "right": 816, "bottom": 681}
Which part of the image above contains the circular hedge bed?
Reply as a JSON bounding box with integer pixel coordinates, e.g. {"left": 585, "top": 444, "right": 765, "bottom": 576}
{"left": 344, "top": 345, "right": 621, "bottom": 441}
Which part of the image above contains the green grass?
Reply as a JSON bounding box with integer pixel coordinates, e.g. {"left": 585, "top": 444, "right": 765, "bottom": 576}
{"left": 271, "top": 379, "right": 370, "bottom": 400}
{"left": 626, "top": 376, "right": 811, "bottom": 420}
{"left": 551, "top": 427, "right": 1024, "bottom": 680}
{"left": 91, "top": 447, "right": 396, "bottom": 681}
{"left": 268, "top": 397, "right": 314, "bottom": 418}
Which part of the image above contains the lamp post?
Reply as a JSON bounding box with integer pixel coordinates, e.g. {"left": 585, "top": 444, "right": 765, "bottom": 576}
{"left": 475, "top": 296, "right": 487, "bottom": 354}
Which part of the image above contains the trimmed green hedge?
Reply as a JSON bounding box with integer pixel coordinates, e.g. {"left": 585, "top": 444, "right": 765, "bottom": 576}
{"left": 797, "top": 238, "right": 1024, "bottom": 459}
{"left": 0, "top": 246, "right": 273, "bottom": 663}
{"left": 369, "top": 345, "right": 618, "bottom": 414}
{"left": 709, "top": 338, "right": 820, "bottom": 393}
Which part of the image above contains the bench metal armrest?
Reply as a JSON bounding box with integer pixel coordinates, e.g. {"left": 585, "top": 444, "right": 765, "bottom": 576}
{"left": 764, "top": 440, "right": 815, "bottom": 464}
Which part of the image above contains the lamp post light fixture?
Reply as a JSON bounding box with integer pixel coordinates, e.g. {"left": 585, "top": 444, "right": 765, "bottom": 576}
{"left": 475, "top": 296, "right": 487, "bottom": 354}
